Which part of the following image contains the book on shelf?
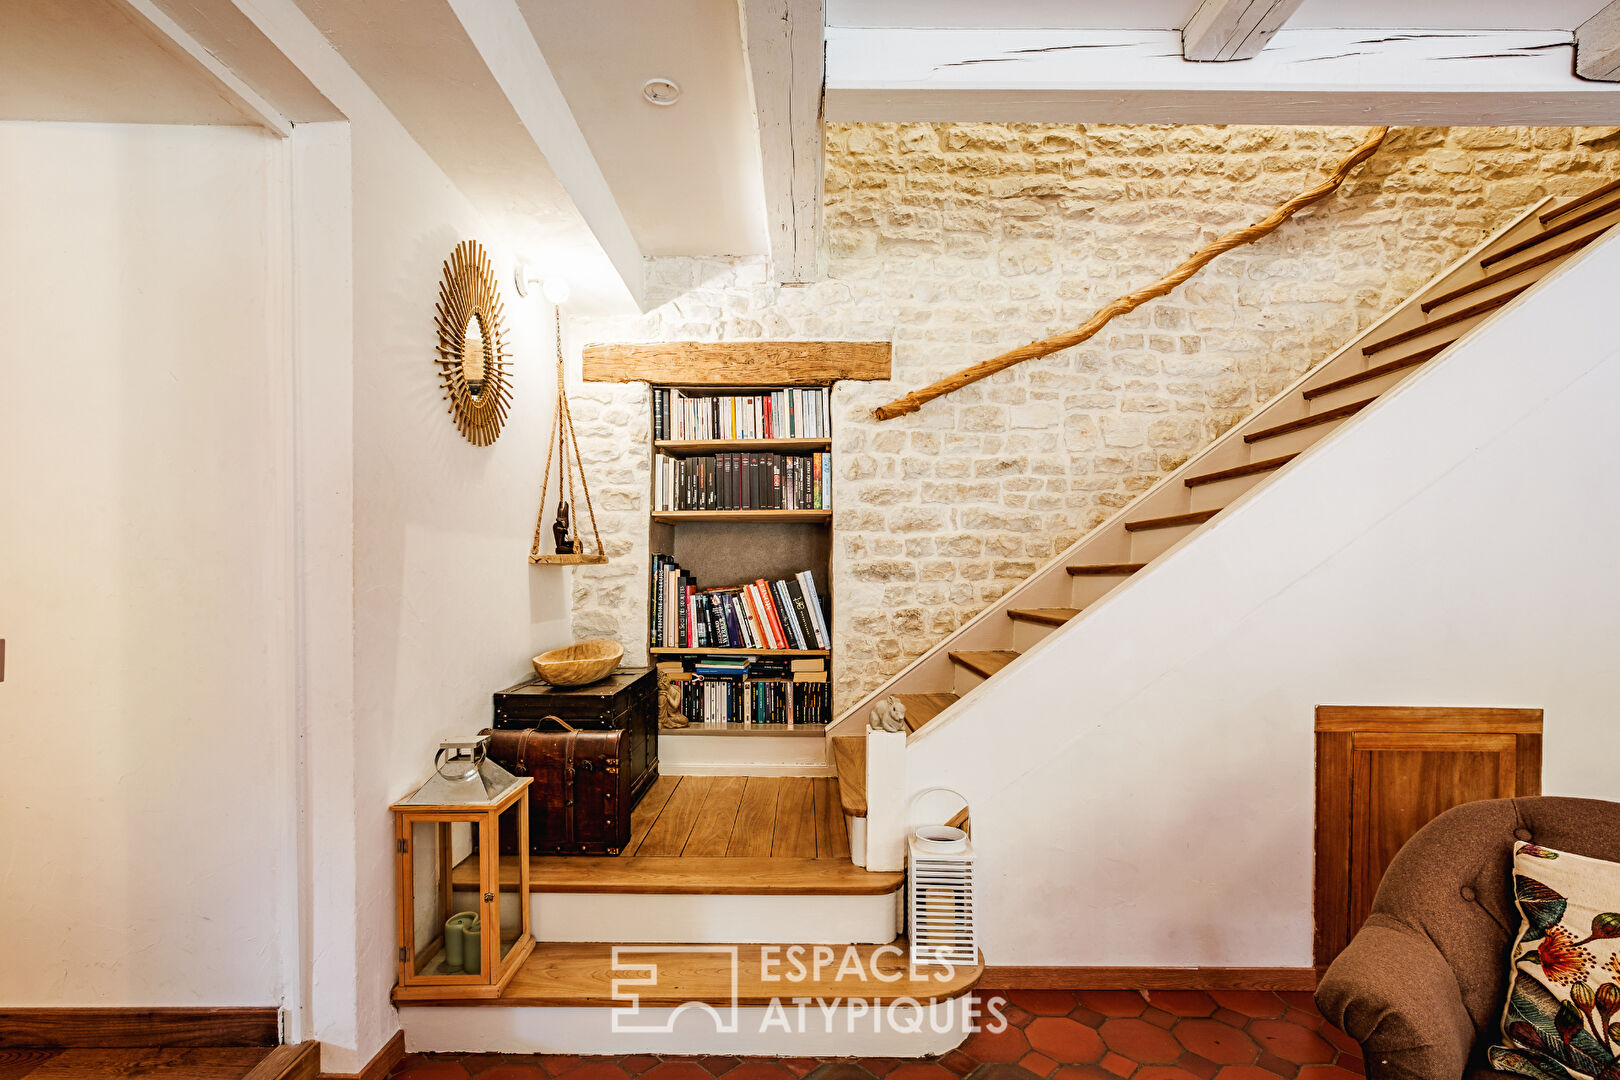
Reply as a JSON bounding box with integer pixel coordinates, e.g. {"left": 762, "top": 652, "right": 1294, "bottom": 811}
{"left": 653, "top": 451, "right": 830, "bottom": 512}
{"left": 649, "top": 555, "right": 830, "bottom": 652}
{"left": 653, "top": 387, "right": 830, "bottom": 442}
{"left": 664, "top": 656, "right": 830, "bottom": 728}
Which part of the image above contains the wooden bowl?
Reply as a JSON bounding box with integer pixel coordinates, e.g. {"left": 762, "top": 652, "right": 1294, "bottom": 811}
{"left": 531, "top": 639, "right": 623, "bottom": 686}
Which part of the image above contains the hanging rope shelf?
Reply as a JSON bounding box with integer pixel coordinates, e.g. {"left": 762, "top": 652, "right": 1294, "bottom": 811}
{"left": 530, "top": 307, "right": 608, "bottom": 566}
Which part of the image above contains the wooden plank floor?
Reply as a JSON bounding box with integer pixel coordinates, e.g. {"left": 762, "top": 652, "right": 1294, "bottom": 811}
{"left": 0, "top": 1047, "right": 273, "bottom": 1080}
{"left": 396, "top": 939, "right": 982, "bottom": 1008}
{"left": 450, "top": 776, "right": 903, "bottom": 895}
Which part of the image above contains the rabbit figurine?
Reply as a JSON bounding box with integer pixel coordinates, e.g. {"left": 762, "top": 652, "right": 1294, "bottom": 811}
{"left": 869, "top": 696, "right": 907, "bottom": 733}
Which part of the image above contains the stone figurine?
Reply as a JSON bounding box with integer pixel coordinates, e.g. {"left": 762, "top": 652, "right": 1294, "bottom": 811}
{"left": 869, "top": 696, "right": 907, "bottom": 733}
{"left": 657, "top": 663, "right": 689, "bottom": 729}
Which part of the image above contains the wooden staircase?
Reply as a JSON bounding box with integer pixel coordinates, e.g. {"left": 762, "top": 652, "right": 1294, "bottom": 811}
{"left": 831, "top": 178, "right": 1620, "bottom": 822}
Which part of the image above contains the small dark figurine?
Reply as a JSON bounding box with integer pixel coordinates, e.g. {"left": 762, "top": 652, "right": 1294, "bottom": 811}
{"left": 552, "top": 501, "right": 575, "bottom": 554}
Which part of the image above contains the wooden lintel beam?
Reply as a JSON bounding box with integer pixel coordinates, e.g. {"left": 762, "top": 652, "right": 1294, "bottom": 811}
{"left": 1577, "top": 1, "right": 1620, "bottom": 81}
{"left": 582, "top": 341, "right": 890, "bottom": 385}
{"left": 738, "top": 0, "right": 824, "bottom": 283}
{"left": 1183, "top": 0, "right": 1305, "bottom": 61}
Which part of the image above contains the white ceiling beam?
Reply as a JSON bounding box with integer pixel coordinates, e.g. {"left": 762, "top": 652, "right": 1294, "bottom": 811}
{"left": 1182, "top": 0, "right": 1305, "bottom": 61}
{"left": 739, "top": 0, "right": 824, "bottom": 284}
{"left": 446, "top": 0, "right": 646, "bottom": 309}
{"left": 112, "top": 0, "right": 293, "bottom": 135}
{"left": 825, "top": 27, "right": 1620, "bottom": 125}
{"left": 1577, "top": 1, "right": 1620, "bottom": 81}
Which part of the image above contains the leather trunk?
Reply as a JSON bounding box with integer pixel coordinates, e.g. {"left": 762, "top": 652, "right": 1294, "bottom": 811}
{"left": 492, "top": 668, "right": 657, "bottom": 808}
{"left": 483, "top": 722, "right": 634, "bottom": 856}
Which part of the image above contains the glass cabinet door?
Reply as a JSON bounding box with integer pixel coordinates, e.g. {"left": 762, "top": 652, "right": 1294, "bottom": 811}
{"left": 493, "top": 798, "right": 526, "bottom": 968}
{"left": 406, "top": 816, "right": 484, "bottom": 981}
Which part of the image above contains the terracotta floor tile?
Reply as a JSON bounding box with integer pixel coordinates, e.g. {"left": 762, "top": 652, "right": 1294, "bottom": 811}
{"left": 1140, "top": 1010, "right": 1178, "bottom": 1032}
{"left": 1048, "top": 1066, "right": 1120, "bottom": 1080}
{"left": 550, "top": 1066, "right": 632, "bottom": 1080}
{"left": 856, "top": 1062, "right": 900, "bottom": 1078}
{"left": 1175, "top": 1054, "right": 1218, "bottom": 1080}
{"left": 1316, "top": 1025, "right": 1359, "bottom": 1059}
{"left": 1247, "top": 1021, "right": 1335, "bottom": 1066}
{"left": 614, "top": 1059, "right": 660, "bottom": 1076}
{"left": 1207, "top": 994, "right": 1287, "bottom": 1020}
{"left": 1020, "top": 1053, "right": 1059, "bottom": 1077}
{"left": 640, "top": 1064, "right": 715, "bottom": 1080}
{"left": 1253, "top": 1052, "right": 1297, "bottom": 1079}
{"left": 397, "top": 1064, "right": 474, "bottom": 1080}
{"left": 1210, "top": 1068, "right": 1290, "bottom": 1080}
{"left": 938, "top": 1051, "right": 976, "bottom": 1077}
{"left": 1209, "top": 1010, "right": 1250, "bottom": 1030}
{"left": 1006, "top": 991, "right": 1081, "bottom": 1017}
{"left": 1070, "top": 1007, "right": 1107, "bottom": 1028}
{"left": 699, "top": 1061, "right": 741, "bottom": 1077}
{"left": 1294, "top": 1066, "right": 1363, "bottom": 1080}
{"left": 1132, "top": 1068, "right": 1201, "bottom": 1080}
{"left": 882, "top": 1066, "right": 958, "bottom": 1080}
{"left": 1098, "top": 1053, "right": 1136, "bottom": 1079}
{"left": 1077, "top": 992, "right": 1148, "bottom": 1018}
{"left": 1143, "top": 993, "right": 1215, "bottom": 1018}
{"left": 1275, "top": 995, "right": 1322, "bottom": 1018}
{"left": 779, "top": 1061, "right": 820, "bottom": 1079}
{"left": 724, "top": 1066, "right": 794, "bottom": 1080}
{"left": 1025, "top": 1017, "right": 1107, "bottom": 1064}
{"left": 1170, "top": 1019, "right": 1260, "bottom": 1066}
{"left": 1328, "top": 1054, "right": 1361, "bottom": 1076}
{"left": 1000, "top": 1005, "right": 1036, "bottom": 1030}
{"left": 539, "top": 1059, "right": 582, "bottom": 1078}
{"left": 959, "top": 1025, "right": 1032, "bottom": 1064}
{"left": 472, "top": 1066, "right": 551, "bottom": 1080}
{"left": 1098, "top": 1019, "right": 1182, "bottom": 1066}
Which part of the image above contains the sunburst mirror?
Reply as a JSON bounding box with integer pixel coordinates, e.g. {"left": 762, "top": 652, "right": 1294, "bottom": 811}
{"left": 434, "top": 240, "right": 512, "bottom": 446}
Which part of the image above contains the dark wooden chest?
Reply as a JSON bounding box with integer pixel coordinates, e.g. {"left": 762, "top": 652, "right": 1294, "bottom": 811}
{"left": 492, "top": 667, "right": 657, "bottom": 807}
{"left": 484, "top": 724, "right": 633, "bottom": 856}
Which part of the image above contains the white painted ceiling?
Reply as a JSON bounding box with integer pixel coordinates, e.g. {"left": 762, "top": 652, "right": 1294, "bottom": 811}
{"left": 826, "top": 0, "right": 1612, "bottom": 30}
{"left": 519, "top": 0, "right": 768, "bottom": 258}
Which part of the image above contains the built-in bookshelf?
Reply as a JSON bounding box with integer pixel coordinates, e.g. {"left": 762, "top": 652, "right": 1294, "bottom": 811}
{"left": 648, "top": 384, "right": 834, "bottom": 733}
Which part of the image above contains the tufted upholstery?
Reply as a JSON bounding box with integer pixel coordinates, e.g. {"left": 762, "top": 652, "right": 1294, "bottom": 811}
{"left": 1317, "top": 797, "right": 1620, "bottom": 1080}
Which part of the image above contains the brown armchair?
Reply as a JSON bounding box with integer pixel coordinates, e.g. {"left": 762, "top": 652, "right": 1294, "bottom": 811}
{"left": 1316, "top": 797, "right": 1620, "bottom": 1080}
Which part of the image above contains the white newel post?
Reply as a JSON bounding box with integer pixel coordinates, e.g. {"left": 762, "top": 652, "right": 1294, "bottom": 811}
{"left": 863, "top": 727, "right": 910, "bottom": 872}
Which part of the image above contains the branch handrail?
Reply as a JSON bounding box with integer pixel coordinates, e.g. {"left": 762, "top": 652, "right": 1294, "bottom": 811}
{"left": 872, "top": 126, "right": 1391, "bottom": 422}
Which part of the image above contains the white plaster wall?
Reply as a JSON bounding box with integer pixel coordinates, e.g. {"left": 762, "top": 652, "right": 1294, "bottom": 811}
{"left": 0, "top": 122, "right": 295, "bottom": 1005}
{"left": 234, "top": 2, "right": 576, "bottom": 1068}
{"left": 903, "top": 231, "right": 1620, "bottom": 968}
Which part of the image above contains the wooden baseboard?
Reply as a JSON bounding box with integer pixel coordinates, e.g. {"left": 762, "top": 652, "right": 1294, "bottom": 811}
{"left": 319, "top": 1029, "right": 403, "bottom": 1080}
{"left": 246, "top": 1041, "right": 321, "bottom": 1080}
{"left": 0, "top": 1007, "right": 280, "bottom": 1048}
{"left": 977, "top": 967, "right": 1318, "bottom": 991}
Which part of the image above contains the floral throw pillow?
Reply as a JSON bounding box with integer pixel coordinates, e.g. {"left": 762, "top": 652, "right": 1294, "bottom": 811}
{"left": 1492, "top": 842, "right": 1620, "bottom": 1080}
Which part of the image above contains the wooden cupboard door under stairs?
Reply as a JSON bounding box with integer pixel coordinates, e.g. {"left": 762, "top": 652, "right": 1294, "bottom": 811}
{"left": 830, "top": 179, "right": 1620, "bottom": 863}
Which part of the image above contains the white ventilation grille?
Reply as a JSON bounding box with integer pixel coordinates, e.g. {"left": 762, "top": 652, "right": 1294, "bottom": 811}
{"left": 908, "top": 833, "right": 977, "bottom": 966}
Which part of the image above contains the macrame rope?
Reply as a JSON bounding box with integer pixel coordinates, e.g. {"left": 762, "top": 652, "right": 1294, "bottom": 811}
{"left": 529, "top": 306, "right": 606, "bottom": 560}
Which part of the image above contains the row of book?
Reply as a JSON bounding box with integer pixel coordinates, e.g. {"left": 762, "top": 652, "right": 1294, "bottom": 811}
{"left": 653, "top": 387, "right": 831, "bottom": 442}
{"left": 653, "top": 452, "right": 830, "bottom": 512}
{"left": 658, "top": 657, "right": 830, "bottom": 727}
{"left": 650, "top": 556, "right": 830, "bottom": 651}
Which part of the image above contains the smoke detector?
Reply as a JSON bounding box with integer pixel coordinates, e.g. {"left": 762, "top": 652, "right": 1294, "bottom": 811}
{"left": 641, "top": 77, "right": 681, "bottom": 106}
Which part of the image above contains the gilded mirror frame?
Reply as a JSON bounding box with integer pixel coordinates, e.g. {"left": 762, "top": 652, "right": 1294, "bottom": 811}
{"left": 434, "top": 240, "right": 512, "bottom": 446}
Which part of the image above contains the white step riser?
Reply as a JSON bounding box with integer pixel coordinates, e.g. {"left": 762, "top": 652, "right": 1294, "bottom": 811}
{"left": 1243, "top": 420, "right": 1339, "bottom": 460}
{"left": 400, "top": 995, "right": 985, "bottom": 1056}
{"left": 659, "top": 732, "right": 832, "bottom": 776}
{"left": 1187, "top": 472, "right": 1267, "bottom": 514}
{"left": 1011, "top": 618, "right": 1060, "bottom": 651}
{"left": 951, "top": 664, "right": 987, "bottom": 696}
{"left": 1129, "top": 523, "right": 1199, "bottom": 563}
{"left": 532, "top": 890, "right": 900, "bottom": 945}
{"left": 1069, "top": 573, "right": 1135, "bottom": 610}
{"left": 1300, "top": 364, "right": 1419, "bottom": 412}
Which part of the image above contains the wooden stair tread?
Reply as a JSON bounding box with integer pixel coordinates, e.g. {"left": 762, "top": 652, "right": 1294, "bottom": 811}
{"left": 1122, "top": 507, "right": 1220, "bottom": 532}
{"left": 450, "top": 853, "right": 902, "bottom": 895}
{"left": 1541, "top": 178, "right": 1620, "bottom": 224}
{"left": 1245, "top": 396, "right": 1376, "bottom": 443}
{"left": 893, "top": 692, "right": 960, "bottom": 733}
{"left": 1361, "top": 285, "right": 1527, "bottom": 356}
{"left": 1483, "top": 195, "right": 1620, "bottom": 267}
{"left": 831, "top": 735, "right": 866, "bottom": 818}
{"left": 1421, "top": 232, "right": 1602, "bottom": 313}
{"left": 1007, "top": 607, "right": 1082, "bottom": 626}
{"left": 1066, "top": 562, "right": 1146, "bottom": 576}
{"left": 1184, "top": 454, "right": 1295, "bottom": 487}
{"left": 244, "top": 1043, "right": 319, "bottom": 1080}
{"left": 1302, "top": 343, "right": 1451, "bottom": 400}
{"left": 395, "top": 938, "right": 981, "bottom": 1008}
{"left": 947, "top": 650, "right": 1020, "bottom": 679}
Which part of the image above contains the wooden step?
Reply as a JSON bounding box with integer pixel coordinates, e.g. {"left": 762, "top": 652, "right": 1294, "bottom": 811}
{"left": 1007, "top": 607, "right": 1082, "bottom": 627}
{"left": 1123, "top": 508, "right": 1220, "bottom": 532}
{"left": 244, "top": 1043, "right": 319, "bottom": 1080}
{"left": 1421, "top": 232, "right": 1603, "bottom": 313}
{"left": 831, "top": 735, "right": 866, "bottom": 818}
{"left": 1066, "top": 562, "right": 1146, "bottom": 576}
{"left": 1482, "top": 195, "right": 1620, "bottom": 268}
{"left": 1245, "top": 396, "right": 1376, "bottom": 444}
{"left": 892, "top": 692, "right": 960, "bottom": 733}
{"left": 452, "top": 852, "right": 900, "bottom": 895}
{"left": 1184, "top": 454, "right": 1295, "bottom": 488}
{"left": 1302, "top": 343, "right": 1451, "bottom": 400}
{"left": 1361, "top": 285, "right": 1527, "bottom": 356}
{"left": 394, "top": 937, "right": 982, "bottom": 1007}
{"left": 1541, "top": 177, "right": 1620, "bottom": 224}
{"left": 947, "top": 650, "right": 1019, "bottom": 679}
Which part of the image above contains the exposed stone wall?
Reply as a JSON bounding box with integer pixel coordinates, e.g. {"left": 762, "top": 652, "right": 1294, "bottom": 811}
{"left": 567, "top": 123, "right": 1620, "bottom": 710}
